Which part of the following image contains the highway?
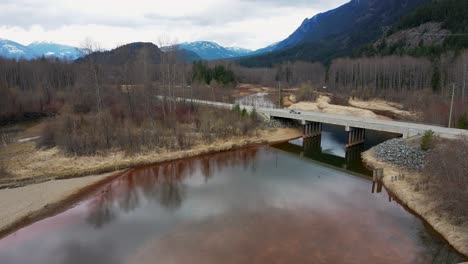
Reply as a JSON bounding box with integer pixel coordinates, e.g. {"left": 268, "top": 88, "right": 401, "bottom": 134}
{"left": 172, "top": 97, "right": 468, "bottom": 139}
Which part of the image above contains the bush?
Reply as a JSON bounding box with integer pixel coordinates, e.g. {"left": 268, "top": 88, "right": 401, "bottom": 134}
{"left": 39, "top": 102, "right": 260, "bottom": 156}
{"left": 232, "top": 104, "right": 241, "bottom": 113}
{"left": 250, "top": 108, "right": 258, "bottom": 121}
{"left": 241, "top": 108, "right": 248, "bottom": 118}
{"left": 423, "top": 137, "right": 468, "bottom": 224}
{"left": 421, "top": 130, "right": 435, "bottom": 151}
{"left": 457, "top": 113, "right": 468, "bottom": 129}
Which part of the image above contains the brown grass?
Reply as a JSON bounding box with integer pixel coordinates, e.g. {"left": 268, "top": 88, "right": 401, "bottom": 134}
{"left": 422, "top": 137, "right": 468, "bottom": 225}
{"left": 362, "top": 138, "right": 468, "bottom": 258}
{"left": 0, "top": 128, "right": 301, "bottom": 189}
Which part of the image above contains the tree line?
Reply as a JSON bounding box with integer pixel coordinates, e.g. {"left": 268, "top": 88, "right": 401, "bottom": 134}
{"left": 1, "top": 43, "right": 467, "bottom": 131}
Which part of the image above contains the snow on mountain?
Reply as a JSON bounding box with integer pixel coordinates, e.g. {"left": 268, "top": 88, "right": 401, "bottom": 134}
{"left": 0, "top": 39, "right": 82, "bottom": 60}
{"left": 0, "top": 39, "right": 36, "bottom": 59}
{"left": 27, "top": 41, "right": 81, "bottom": 60}
{"left": 225, "top": 47, "right": 252, "bottom": 56}
{"left": 177, "top": 41, "right": 253, "bottom": 60}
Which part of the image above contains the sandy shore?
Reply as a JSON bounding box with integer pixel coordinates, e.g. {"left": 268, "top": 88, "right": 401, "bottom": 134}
{"left": 289, "top": 95, "right": 391, "bottom": 120}
{"left": 362, "top": 148, "right": 468, "bottom": 258}
{"left": 0, "top": 127, "right": 301, "bottom": 238}
{"left": 348, "top": 98, "right": 419, "bottom": 120}
{"left": 0, "top": 171, "right": 122, "bottom": 238}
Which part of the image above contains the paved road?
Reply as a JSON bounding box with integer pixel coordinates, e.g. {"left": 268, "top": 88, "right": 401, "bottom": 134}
{"left": 173, "top": 97, "right": 468, "bottom": 139}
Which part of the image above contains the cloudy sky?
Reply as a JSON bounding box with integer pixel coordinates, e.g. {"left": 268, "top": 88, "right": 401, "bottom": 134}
{"left": 1, "top": 0, "right": 348, "bottom": 50}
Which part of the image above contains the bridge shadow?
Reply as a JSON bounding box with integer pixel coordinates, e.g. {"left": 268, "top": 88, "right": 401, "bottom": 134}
{"left": 274, "top": 136, "right": 372, "bottom": 177}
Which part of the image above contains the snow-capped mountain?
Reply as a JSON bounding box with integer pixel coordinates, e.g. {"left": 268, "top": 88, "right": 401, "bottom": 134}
{"left": 0, "top": 38, "right": 82, "bottom": 60}
{"left": 225, "top": 47, "right": 252, "bottom": 57}
{"left": 250, "top": 42, "right": 281, "bottom": 55}
{"left": 0, "top": 39, "right": 36, "bottom": 60}
{"left": 177, "top": 41, "right": 252, "bottom": 60}
{"left": 28, "top": 41, "right": 81, "bottom": 60}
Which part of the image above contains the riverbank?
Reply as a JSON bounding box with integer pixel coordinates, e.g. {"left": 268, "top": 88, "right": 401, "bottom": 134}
{"left": 0, "top": 127, "right": 302, "bottom": 238}
{"left": 1, "top": 127, "right": 301, "bottom": 188}
{"left": 0, "top": 171, "right": 123, "bottom": 238}
{"left": 362, "top": 144, "right": 468, "bottom": 258}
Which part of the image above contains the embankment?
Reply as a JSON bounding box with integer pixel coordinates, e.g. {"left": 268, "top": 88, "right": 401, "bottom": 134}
{"left": 362, "top": 147, "right": 468, "bottom": 258}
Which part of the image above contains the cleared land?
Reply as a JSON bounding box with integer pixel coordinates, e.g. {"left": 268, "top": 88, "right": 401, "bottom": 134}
{"left": 348, "top": 98, "right": 420, "bottom": 120}
{"left": 289, "top": 95, "right": 391, "bottom": 120}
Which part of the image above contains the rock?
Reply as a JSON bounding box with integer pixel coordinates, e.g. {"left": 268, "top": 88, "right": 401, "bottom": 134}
{"left": 373, "top": 138, "right": 426, "bottom": 171}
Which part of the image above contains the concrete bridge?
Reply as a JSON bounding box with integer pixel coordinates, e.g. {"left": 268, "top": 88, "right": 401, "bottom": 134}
{"left": 172, "top": 97, "right": 468, "bottom": 147}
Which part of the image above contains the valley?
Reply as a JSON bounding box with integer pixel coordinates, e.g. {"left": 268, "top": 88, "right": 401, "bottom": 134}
{"left": 1, "top": 0, "right": 467, "bottom": 263}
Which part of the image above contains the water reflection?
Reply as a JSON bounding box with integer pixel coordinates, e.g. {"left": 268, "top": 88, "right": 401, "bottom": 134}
{"left": 0, "top": 141, "right": 465, "bottom": 263}
{"left": 277, "top": 137, "right": 371, "bottom": 176}
{"left": 87, "top": 149, "right": 259, "bottom": 229}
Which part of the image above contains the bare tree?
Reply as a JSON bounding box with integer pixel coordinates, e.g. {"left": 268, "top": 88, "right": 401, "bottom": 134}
{"left": 80, "top": 38, "right": 103, "bottom": 112}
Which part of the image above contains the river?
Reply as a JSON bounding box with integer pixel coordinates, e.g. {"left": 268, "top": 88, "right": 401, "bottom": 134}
{"left": 0, "top": 125, "right": 465, "bottom": 264}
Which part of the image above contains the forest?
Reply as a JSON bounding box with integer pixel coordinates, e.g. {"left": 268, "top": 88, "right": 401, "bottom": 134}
{"left": 1, "top": 44, "right": 468, "bottom": 157}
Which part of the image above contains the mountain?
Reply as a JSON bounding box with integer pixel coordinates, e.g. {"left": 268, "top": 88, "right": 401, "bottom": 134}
{"left": 360, "top": 0, "right": 468, "bottom": 57}
{"left": 28, "top": 41, "right": 81, "bottom": 60}
{"left": 0, "top": 39, "right": 82, "bottom": 60}
{"left": 0, "top": 39, "right": 36, "bottom": 60}
{"left": 225, "top": 47, "right": 252, "bottom": 57}
{"left": 75, "top": 42, "right": 162, "bottom": 65}
{"left": 174, "top": 49, "right": 202, "bottom": 63}
{"left": 239, "top": 0, "right": 431, "bottom": 66}
{"left": 250, "top": 42, "right": 280, "bottom": 55}
{"left": 177, "top": 41, "right": 252, "bottom": 60}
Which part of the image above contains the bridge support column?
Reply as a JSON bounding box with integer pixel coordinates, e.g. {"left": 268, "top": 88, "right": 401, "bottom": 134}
{"left": 345, "top": 127, "right": 365, "bottom": 148}
{"left": 303, "top": 122, "right": 322, "bottom": 139}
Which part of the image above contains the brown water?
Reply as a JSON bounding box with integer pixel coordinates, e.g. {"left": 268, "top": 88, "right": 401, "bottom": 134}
{"left": 0, "top": 126, "right": 465, "bottom": 264}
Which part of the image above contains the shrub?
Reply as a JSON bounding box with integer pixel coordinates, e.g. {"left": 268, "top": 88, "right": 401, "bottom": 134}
{"left": 457, "top": 113, "right": 468, "bottom": 129}
{"left": 232, "top": 104, "right": 241, "bottom": 113}
{"left": 250, "top": 108, "right": 258, "bottom": 121}
{"left": 39, "top": 102, "right": 260, "bottom": 156}
{"left": 421, "top": 130, "right": 435, "bottom": 151}
{"left": 241, "top": 108, "right": 248, "bottom": 118}
{"left": 423, "top": 137, "right": 468, "bottom": 224}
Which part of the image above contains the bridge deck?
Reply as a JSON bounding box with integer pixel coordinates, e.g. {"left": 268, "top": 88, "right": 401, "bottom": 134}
{"left": 173, "top": 98, "right": 468, "bottom": 139}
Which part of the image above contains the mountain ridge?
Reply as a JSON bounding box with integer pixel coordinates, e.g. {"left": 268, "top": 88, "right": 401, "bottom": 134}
{"left": 239, "top": 0, "right": 432, "bottom": 66}
{"left": 177, "top": 41, "right": 253, "bottom": 60}
{"left": 0, "top": 38, "right": 81, "bottom": 60}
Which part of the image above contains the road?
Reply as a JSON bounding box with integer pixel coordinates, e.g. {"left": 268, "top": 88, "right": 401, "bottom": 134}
{"left": 171, "top": 97, "right": 468, "bottom": 139}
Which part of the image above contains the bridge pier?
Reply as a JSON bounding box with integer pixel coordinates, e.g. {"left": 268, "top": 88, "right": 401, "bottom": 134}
{"left": 303, "top": 122, "right": 322, "bottom": 138}
{"left": 345, "top": 126, "right": 365, "bottom": 148}
{"left": 303, "top": 136, "right": 322, "bottom": 153}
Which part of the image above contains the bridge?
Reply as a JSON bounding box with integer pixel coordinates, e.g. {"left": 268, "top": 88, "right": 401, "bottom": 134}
{"left": 173, "top": 97, "right": 468, "bottom": 147}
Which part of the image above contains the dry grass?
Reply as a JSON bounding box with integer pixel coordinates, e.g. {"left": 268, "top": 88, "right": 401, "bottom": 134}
{"left": 362, "top": 139, "right": 468, "bottom": 258}
{"left": 0, "top": 128, "right": 301, "bottom": 189}
{"left": 422, "top": 137, "right": 468, "bottom": 224}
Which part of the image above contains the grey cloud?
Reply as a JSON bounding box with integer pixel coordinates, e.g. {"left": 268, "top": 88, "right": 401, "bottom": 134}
{"left": 0, "top": 0, "right": 349, "bottom": 29}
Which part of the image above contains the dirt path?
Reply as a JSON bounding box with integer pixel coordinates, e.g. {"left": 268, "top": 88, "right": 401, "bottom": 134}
{"left": 362, "top": 148, "right": 468, "bottom": 258}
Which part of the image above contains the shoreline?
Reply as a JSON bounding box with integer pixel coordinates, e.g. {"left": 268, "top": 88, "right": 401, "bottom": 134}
{"left": 362, "top": 148, "right": 468, "bottom": 258}
{"left": 0, "top": 128, "right": 302, "bottom": 239}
